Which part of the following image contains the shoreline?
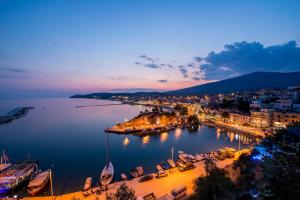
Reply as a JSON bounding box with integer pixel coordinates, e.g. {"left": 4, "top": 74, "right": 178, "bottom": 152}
{"left": 23, "top": 149, "right": 249, "bottom": 200}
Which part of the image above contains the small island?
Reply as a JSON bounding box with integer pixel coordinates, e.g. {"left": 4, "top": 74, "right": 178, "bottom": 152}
{"left": 0, "top": 107, "right": 34, "bottom": 124}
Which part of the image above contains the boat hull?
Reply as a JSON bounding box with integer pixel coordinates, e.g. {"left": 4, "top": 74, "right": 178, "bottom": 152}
{"left": 100, "top": 162, "right": 114, "bottom": 186}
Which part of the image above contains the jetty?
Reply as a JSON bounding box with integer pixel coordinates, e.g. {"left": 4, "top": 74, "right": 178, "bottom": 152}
{"left": 105, "top": 111, "right": 181, "bottom": 136}
{"left": 0, "top": 107, "right": 33, "bottom": 124}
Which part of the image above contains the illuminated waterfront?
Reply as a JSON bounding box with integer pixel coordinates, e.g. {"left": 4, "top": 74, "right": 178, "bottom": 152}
{"left": 0, "top": 98, "right": 252, "bottom": 195}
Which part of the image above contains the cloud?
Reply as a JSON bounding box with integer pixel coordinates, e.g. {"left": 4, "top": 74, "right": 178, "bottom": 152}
{"left": 109, "top": 75, "right": 146, "bottom": 81}
{"left": 139, "top": 54, "right": 155, "bottom": 62}
{"left": 158, "top": 79, "right": 168, "bottom": 83}
{"left": 0, "top": 66, "right": 27, "bottom": 73}
{"left": 145, "top": 63, "right": 161, "bottom": 69}
{"left": 179, "top": 68, "right": 188, "bottom": 78}
{"left": 135, "top": 54, "right": 176, "bottom": 69}
{"left": 197, "top": 40, "right": 300, "bottom": 80}
{"left": 0, "top": 75, "right": 29, "bottom": 79}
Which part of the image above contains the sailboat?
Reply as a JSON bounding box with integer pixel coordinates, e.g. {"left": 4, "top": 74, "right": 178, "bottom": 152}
{"left": 0, "top": 150, "right": 11, "bottom": 173}
{"left": 100, "top": 133, "right": 114, "bottom": 186}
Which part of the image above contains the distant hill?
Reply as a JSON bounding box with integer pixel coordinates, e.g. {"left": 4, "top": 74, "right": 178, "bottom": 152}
{"left": 70, "top": 92, "right": 163, "bottom": 99}
{"left": 166, "top": 71, "right": 300, "bottom": 95}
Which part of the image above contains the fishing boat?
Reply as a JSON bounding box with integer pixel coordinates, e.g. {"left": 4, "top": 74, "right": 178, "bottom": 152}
{"left": 27, "top": 170, "right": 50, "bottom": 196}
{"left": 167, "top": 159, "right": 176, "bottom": 168}
{"left": 0, "top": 160, "right": 38, "bottom": 195}
{"left": 0, "top": 150, "right": 11, "bottom": 173}
{"left": 100, "top": 133, "right": 114, "bottom": 186}
{"left": 120, "top": 173, "right": 127, "bottom": 180}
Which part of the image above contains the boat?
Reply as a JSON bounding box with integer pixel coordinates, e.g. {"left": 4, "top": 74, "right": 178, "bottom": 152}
{"left": 195, "top": 154, "right": 204, "bottom": 161}
{"left": 0, "top": 151, "right": 11, "bottom": 174}
{"left": 139, "top": 174, "right": 153, "bottom": 182}
{"left": 83, "top": 177, "right": 92, "bottom": 191}
{"left": 0, "top": 160, "right": 38, "bottom": 195}
{"left": 187, "top": 154, "right": 197, "bottom": 163}
{"left": 178, "top": 154, "right": 188, "bottom": 163}
{"left": 167, "top": 159, "right": 176, "bottom": 168}
{"left": 156, "top": 170, "right": 168, "bottom": 178}
{"left": 100, "top": 133, "right": 114, "bottom": 186}
{"left": 176, "top": 161, "right": 186, "bottom": 168}
{"left": 160, "top": 162, "right": 169, "bottom": 170}
{"left": 100, "top": 161, "right": 114, "bottom": 186}
{"left": 27, "top": 170, "right": 50, "bottom": 196}
{"left": 156, "top": 165, "right": 163, "bottom": 171}
{"left": 120, "top": 173, "right": 127, "bottom": 180}
{"left": 130, "top": 169, "right": 139, "bottom": 178}
{"left": 178, "top": 150, "right": 184, "bottom": 154}
{"left": 136, "top": 166, "right": 144, "bottom": 177}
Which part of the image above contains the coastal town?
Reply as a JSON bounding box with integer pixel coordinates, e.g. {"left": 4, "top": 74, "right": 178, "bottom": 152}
{"left": 91, "top": 85, "right": 300, "bottom": 138}
{"left": 1, "top": 1, "right": 300, "bottom": 199}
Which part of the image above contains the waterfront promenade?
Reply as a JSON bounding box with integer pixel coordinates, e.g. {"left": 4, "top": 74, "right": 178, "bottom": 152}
{"left": 23, "top": 151, "right": 246, "bottom": 200}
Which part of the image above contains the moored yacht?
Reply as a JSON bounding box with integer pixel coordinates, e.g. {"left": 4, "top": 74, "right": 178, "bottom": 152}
{"left": 0, "top": 160, "right": 38, "bottom": 195}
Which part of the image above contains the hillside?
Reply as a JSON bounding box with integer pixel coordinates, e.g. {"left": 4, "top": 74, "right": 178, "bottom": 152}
{"left": 166, "top": 71, "right": 300, "bottom": 95}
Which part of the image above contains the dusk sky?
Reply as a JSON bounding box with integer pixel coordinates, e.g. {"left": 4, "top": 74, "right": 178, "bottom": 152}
{"left": 1, "top": 0, "right": 300, "bottom": 98}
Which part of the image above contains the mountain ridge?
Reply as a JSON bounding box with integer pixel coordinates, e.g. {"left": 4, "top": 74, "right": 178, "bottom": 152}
{"left": 166, "top": 71, "right": 300, "bottom": 95}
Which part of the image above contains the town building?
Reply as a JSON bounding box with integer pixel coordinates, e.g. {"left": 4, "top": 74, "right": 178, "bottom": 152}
{"left": 250, "top": 109, "right": 274, "bottom": 128}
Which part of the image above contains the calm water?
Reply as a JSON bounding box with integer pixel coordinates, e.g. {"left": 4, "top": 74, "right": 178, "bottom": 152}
{"left": 0, "top": 98, "right": 251, "bottom": 195}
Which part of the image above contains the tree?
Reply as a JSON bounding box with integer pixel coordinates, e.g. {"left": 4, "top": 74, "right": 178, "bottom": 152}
{"left": 174, "top": 104, "right": 188, "bottom": 116}
{"left": 106, "top": 183, "right": 137, "bottom": 200}
{"left": 221, "top": 111, "right": 230, "bottom": 119}
{"left": 236, "top": 99, "right": 250, "bottom": 113}
{"left": 189, "top": 159, "right": 234, "bottom": 200}
{"left": 187, "top": 114, "right": 200, "bottom": 126}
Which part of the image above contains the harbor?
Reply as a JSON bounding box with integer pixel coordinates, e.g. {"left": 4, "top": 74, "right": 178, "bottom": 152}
{"left": 0, "top": 98, "right": 256, "bottom": 197}
{"left": 23, "top": 149, "right": 249, "bottom": 200}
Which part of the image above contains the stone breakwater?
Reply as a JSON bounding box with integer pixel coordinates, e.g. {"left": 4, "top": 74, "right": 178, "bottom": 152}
{"left": 0, "top": 107, "right": 34, "bottom": 124}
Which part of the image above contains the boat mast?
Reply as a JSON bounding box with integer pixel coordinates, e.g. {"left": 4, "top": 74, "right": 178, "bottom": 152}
{"left": 104, "top": 124, "right": 111, "bottom": 167}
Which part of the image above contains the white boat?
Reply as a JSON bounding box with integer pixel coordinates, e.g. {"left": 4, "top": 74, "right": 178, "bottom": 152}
{"left": 83, "top": 177, "right": 92, "bottom": 191}
{"left": 178, "top": 150, "right": 184, "bottom": 154}
{"left": 167, "top": 159, "right": 176, "bottom": 168}
{"left": 100, "top": 161, "right": 114, "bottom": 186}
{"left": 100, "top": 133, "right": 114, "bottom": 186}
{"left": 178, "top": 154, "right": 188, "bottom": 163}
{"left": 27, "top": 170, "right": 50, "bottom": 196}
